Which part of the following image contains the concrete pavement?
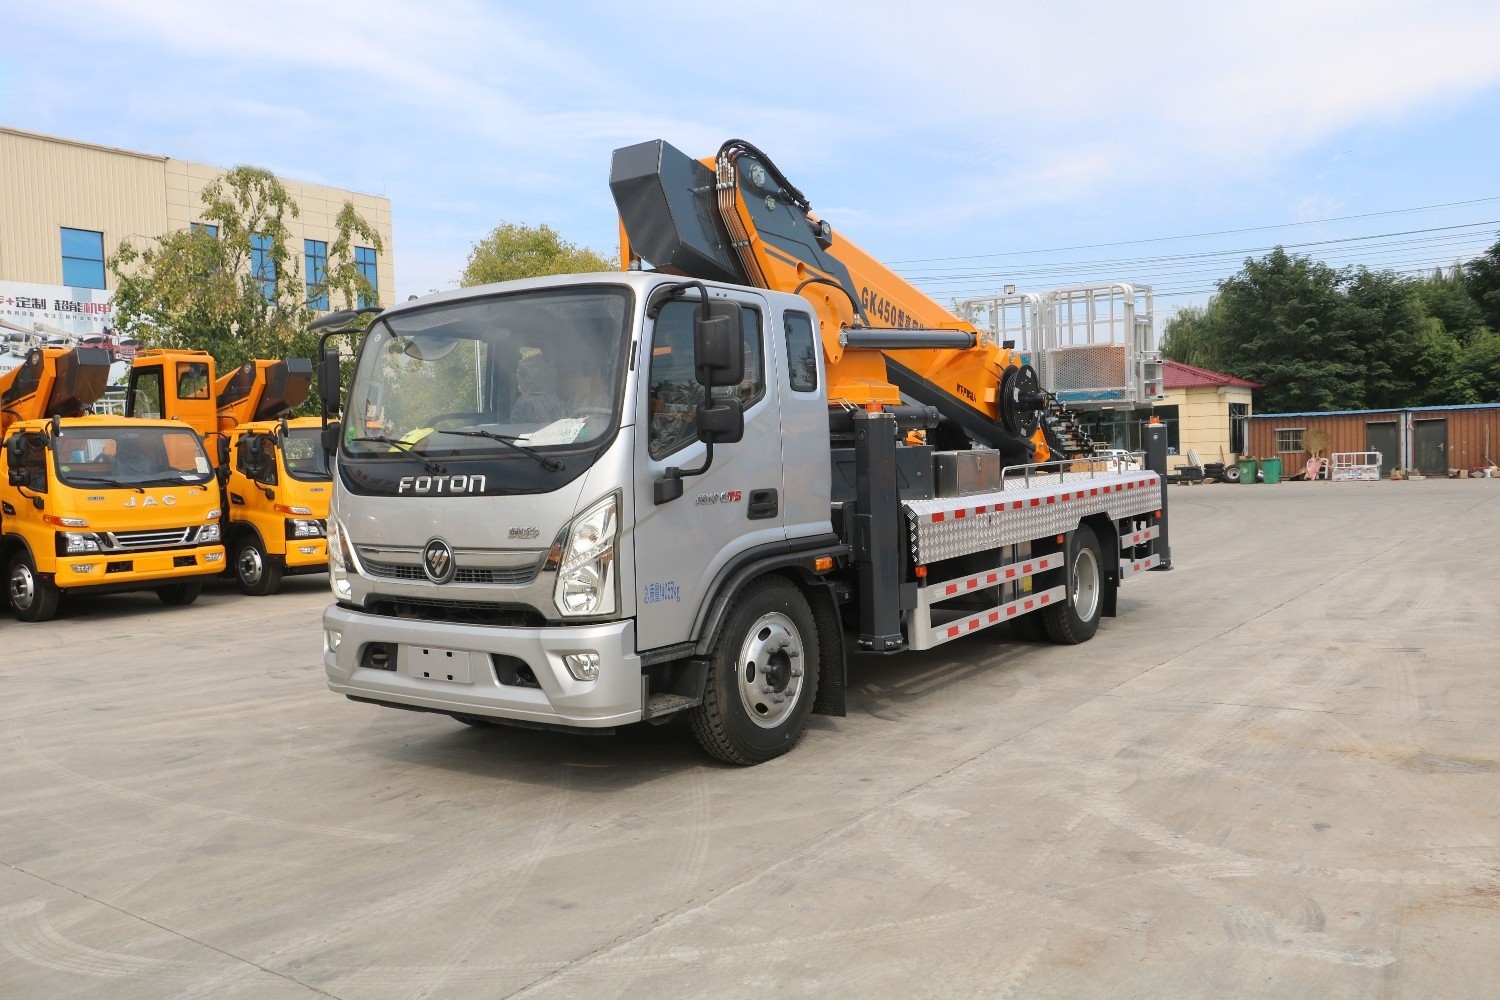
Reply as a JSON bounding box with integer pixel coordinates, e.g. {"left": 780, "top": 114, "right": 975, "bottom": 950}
{"left": 2, "top": 478, "right": 1497, "bottom": 998}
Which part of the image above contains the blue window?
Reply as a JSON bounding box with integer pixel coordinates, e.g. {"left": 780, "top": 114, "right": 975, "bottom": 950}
{"left": 355, "top": 246, "right": 378, "bottom": 308}
{"left": 251, "top": 234, "right": 276, "bottom": 303}
{"left": 61, "top": 228, "right": 106, "bottom": 289}
{"left": 305, "top": 239, "right": 329, "bottom": 310}
{"left": 190, "top": 223, "right": 219, "bottom": 238}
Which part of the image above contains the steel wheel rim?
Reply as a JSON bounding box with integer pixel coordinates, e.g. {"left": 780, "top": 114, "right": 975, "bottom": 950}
{"left": 1072, "top": 545, "right": 1100, "bottom": 621}
{"left": 735, "top": 611, "right": 805, "bottom": 729}
{"left": 238, "top": 546, "right": 263, "bottom": 586}
{"left": 9, "top": 564, "right": 35, "bottom": 611}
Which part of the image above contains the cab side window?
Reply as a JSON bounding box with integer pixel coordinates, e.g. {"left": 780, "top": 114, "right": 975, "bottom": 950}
{"left": 784, "top": 312, "right": 818, "bottom": 392}
{"left": 647, "top": 300, "right": 764, "bottom": 459}
{"left": 176, "top": 362, "right": 211, "bottom": 400}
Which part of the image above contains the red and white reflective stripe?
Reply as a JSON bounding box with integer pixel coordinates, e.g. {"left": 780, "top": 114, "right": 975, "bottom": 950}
{"left": 927, "top": 585, "right": 1068, "bottom": 646}
{"left": 1120, "top": 525, "right": 1160, "bottom": 548}
{"left": 916, "top": 474, "right": 1159, "bottom": 525}
{"left": 1120, "top": 554, "right": 1161, "bottom": 578}
{"left": 928, "top": 553, "right": 1060, "bottom": 599}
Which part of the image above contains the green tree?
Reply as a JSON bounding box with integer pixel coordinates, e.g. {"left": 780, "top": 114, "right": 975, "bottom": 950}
{"left": 460, "top": 222, "right": 617, "bottom": 286}
{"left": 1463, "top": 234, "right": 1500, "bottom": 333}
{"left": 108, "top": 166, "right": 382, "bottom": 404}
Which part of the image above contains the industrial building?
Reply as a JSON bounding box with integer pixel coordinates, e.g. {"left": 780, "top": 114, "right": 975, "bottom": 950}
{"left": 0, "top": 125, "right": 393, "bottom": 364}
{"left": 1248, "top": 403, "right": 1500, "bottom": 478}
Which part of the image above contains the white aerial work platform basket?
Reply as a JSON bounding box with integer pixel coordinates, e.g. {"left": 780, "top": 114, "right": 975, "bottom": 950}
{"left": 1330, "top": 452, "right": 1382, "bottom": 481}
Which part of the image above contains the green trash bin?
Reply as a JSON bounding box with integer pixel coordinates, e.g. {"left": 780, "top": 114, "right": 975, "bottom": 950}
{"left": 1237, "top": 458, "right": 1258, "bottom": 484}
{"left": 1261, "top": 457, "right": 1283, "bottom": 484}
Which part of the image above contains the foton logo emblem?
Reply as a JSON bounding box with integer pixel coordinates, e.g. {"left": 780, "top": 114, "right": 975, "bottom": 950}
{"left": 422, "top": 538, "right": 456, "bottom": 584}
{"left": 399, "top": 475, "right": 487, "bottom": 494}
{"left": 123, "top": 495, "right": 176, "bottom": 508}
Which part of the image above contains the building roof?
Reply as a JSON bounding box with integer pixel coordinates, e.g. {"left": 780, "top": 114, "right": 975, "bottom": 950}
{"left": 1163, "top": 360, "right": 1263, "bottom": 390}
{"left": 1249, "top": 402, "right": 1500, "bottom": 419}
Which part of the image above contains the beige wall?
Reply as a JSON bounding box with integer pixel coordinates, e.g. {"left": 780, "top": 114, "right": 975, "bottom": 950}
{"left": 1, "top": 127, "right": 394, "bottom": 305}
{"left": 1158, "top": 384, "right": 1254, "bottom": 470}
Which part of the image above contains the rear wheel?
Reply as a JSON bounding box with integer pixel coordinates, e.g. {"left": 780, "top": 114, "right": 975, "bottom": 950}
{"left": 1040, "top": 528, "right": 1104, "bottom": 644}
{"left": 156, "top": 579, "right": 204, "bottom": 606}
{"left": 690, "top": 576, "right": 819, "bottom": 765}
{"left": 7, "top": 552, "right": 60, "bottom": 622}
{"left": 234, "top": 534, "right": 283, "bottom": 596}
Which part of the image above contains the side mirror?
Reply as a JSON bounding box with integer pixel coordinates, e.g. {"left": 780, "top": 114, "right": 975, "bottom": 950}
{"left": 321, "top": 420, "right": 342, "bottom": 457}
{"left": 697, "top": 396, "right": 743, "bottom": 445}
{"left": 318, "top": 346, "right": 342, "bottom": 417}
{"left": 694, "top": 301, "right": 744, "bottom": 388}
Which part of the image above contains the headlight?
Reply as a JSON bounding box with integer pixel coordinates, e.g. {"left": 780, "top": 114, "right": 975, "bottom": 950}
{"left": 59, "top": 532, "right": 103, "bottom": 554}
{"left": 328, "top": 515, "right": 354, "bottom": 600}
{"left": 553, "top": 492, "right": 619, "bottom": 617}
{"left": 197, "top": 522, "right": 222, "bottom": 543}
{"left": 287, "top": 518, "right": 325, "bottom": 538}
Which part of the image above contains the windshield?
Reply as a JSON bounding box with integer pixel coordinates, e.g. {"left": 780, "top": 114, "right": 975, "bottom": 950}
{"left": 53, "top": 426, "right": 214, "bottom": 488}
{"left": 282, "top": 427, "right": 330, "bottom": 481}
{"left": 344, "top": 286, "right": 632, "bottom": 461}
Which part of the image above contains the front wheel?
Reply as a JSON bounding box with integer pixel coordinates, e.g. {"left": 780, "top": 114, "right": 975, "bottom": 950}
{"left": 690, "top": 576, "right": 820, "bottom": 765}
{"left": 7, "top": 552, "right": 60, "bottom": 622}
{"left": 156, "top": 579, "right": 204, "bottom": 606}
{"left": 1040, "top": 528, "right": 1104, "bottom": 644}
{"left": 234, "top": 534, "right": 283, "bottom": 596}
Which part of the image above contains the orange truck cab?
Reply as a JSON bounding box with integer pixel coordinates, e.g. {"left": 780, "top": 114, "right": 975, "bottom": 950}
{"left": 1, "top": 347, "right": 225, "bottom": 621}
{"left": 127, "top": 351, "right": 330, "bottom": 595}
{"left": 222, "top": 415, "right": 330, "bottom": 594}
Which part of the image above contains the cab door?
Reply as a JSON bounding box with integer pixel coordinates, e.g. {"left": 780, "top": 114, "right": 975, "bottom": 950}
{"left": 631, "top": 293, "right": 785, "bottom": 651}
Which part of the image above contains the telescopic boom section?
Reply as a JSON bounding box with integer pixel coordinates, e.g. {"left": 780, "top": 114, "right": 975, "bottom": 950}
{"left": 609, "top": 139, "right": 1086, "bottom": 464}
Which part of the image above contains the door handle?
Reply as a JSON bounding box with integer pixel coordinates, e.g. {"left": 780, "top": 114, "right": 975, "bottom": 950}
{"left": 748, "top": 488, "right": 778, "bottom": 520}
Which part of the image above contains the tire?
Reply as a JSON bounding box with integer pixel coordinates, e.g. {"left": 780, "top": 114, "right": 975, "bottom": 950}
{"left": 234, "top": 533, "right": 283, "bottom": 596}
{"left": 690, "top": 576, "right": 820, "bottom": 765}
{"left": 7, "top": 551, "right": 60, "bottom": 622}
{"left": 156, "top": 579, "right": 204, "bottom": 606}
{"left": 1040, "top": 528, "right": 1104, "bottom": 645}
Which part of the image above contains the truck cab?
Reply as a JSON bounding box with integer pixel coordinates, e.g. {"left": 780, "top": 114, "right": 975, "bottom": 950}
{"left": 321, "top": 273, "right": 832, "bottom": 746}
{"left": 222, "top": 416, "right": 330, "bottom": 594}
{"left": 127, "top": 350, "right": 331, "bottom": 595}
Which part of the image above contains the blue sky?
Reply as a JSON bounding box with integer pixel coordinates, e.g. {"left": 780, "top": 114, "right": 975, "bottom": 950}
{"left": 5, "top": 0, "right": 1500, "bottom": 324}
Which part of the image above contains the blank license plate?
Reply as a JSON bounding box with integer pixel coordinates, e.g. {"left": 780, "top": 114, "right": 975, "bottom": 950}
{"left": 401, "top": 645, "right": 474, "bottom": 684}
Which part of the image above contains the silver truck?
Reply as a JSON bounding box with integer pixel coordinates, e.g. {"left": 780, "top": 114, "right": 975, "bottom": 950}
{"left": 319, "top": 139, "right": 1171, "bottom": 764}
{"left": 317, "top": 271, "right": 1168, "bottom": 764}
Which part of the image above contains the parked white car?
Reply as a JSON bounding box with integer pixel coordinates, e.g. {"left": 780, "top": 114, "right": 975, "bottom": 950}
{"left": 1095, "top": 448, "right": 1144, "bottom": 472}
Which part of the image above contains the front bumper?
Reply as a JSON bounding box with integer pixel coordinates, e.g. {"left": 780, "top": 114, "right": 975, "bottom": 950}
{"left": 322, "top": 604, "right": 643, "bottom": 728}
{"left": 283, "top": 537, "right": 328, "bottom": 570}
{"left": 52, "top": 545, "right": 226, "bottom": 589}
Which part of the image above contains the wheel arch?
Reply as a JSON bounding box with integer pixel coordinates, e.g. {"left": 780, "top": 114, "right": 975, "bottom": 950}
{"left": 1080, "top": 512, "right": 1120, "bottom": 619}
{"left": 689, "top": 536, "right": 848, "bottom": 718}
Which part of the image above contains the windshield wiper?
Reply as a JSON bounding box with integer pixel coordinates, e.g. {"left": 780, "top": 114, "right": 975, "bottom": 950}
{"left": 347, "top": 435, "right": 448, "bottom": 475}
{"left": 64, "top": 475, "right": 144, "bottom": 494}
{"left": 433, "top": 428, "right": 563, "bottom": 472}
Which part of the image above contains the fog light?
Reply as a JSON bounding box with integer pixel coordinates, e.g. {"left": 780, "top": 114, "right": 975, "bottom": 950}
{"left": 326, "top": 629, "right": 342, "bottom": 652}
{"left": 205, "top": 552, "right": 224, "bottom": 563}
{"left": 70, "top": 563, "right": 96, "bottom": 573}
{"left": 299, "top": 545, "right": 318, "bottom": 555}
{"left": 563, "top": 652, "right": 600, "bottom": 681}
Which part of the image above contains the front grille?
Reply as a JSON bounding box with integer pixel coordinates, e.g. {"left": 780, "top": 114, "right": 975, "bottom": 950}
{"left": 361, "top": 557, "right": 541, "bottom": 585}
{"left": 106, "top": 527, "right": 194, "bottom": 550}
{"left": 363, "top": 597, "right": 547, "bottom": 628}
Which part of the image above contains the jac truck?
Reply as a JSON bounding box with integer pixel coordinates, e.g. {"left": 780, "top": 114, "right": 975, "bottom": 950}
{"left": 1, "top": 347, "right": 225, "bottom": 621}
{"left": 317, "top": 140, "right": 1169, "bottom": 763}
{"left": 126, "top": 350, "right": 330, "bottom": 595}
